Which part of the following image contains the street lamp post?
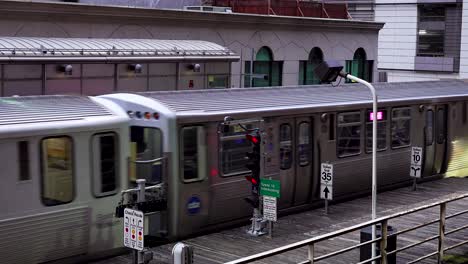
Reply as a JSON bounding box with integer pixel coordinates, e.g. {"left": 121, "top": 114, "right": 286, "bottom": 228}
{"left": 315, "top": 61, "right": 378, "bottom": 263}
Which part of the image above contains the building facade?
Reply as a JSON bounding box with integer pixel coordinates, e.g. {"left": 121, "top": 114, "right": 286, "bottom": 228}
{"left": 351, "top": 0, "right": 467, "bottom": 82}
{"left": 0, "top": 0, "right": 382, "bottom": 96}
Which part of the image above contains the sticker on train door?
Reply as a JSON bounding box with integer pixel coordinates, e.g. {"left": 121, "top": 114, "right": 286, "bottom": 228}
{"left": 187, "top": 196, "right": 201, "bottom": 215}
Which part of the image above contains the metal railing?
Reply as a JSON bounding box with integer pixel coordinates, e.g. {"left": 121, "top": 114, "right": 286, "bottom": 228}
{"left": 225, "top": 192, "right": 468, "bottom": 264}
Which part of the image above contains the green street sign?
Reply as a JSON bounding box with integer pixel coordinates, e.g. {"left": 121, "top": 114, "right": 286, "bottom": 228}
{"left": 260, "top": 179, "right": 281, "bottom": 198}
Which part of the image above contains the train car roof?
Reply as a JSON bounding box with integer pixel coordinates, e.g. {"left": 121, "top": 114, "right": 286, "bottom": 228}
{"left": 137, "top": 80, "right": 468, "bottom": 122}
{"left": 0, "top": 95, "right": 128, "bottom": 138}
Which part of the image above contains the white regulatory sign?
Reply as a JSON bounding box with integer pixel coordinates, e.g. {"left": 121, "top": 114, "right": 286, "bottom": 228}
{"left": 263, "top": 196, "right": 277, "bottom": 222}
{"left": 124, "top": 208, "right": 144, "bottom": 251}
{"left": 320, "top": 163, "right": 333, "bottom": 200}
{"left": 410, "top": 146, "right": 423, "bottom": 178}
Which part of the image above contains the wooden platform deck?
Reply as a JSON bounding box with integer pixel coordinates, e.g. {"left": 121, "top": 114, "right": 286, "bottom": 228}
{"left": 93, "top": 177, "right": 468, "bottom": 264}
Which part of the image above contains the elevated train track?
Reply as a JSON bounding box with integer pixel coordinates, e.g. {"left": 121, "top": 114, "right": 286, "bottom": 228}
{"left": 93, "top": 176, "right": 468, "bottom": 264}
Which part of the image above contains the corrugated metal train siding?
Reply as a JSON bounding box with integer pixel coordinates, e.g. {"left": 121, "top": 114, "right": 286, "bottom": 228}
{"left": 139, "top": 80, "right": 468, "bottom": 114}
{"left": 0, "top": 95, "right": 113, "bottom": 125}
{"left": 0, "top": 207, "right": 90, "bottom": 263}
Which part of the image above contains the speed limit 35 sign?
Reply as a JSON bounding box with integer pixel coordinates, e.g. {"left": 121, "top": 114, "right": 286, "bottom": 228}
{"left": 320, "top": 163, "right": 333, "bottom": 200}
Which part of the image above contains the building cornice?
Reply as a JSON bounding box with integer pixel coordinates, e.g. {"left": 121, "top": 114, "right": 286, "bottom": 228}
{"left": 0, "top": 0, "right": 385, "bottom": 31}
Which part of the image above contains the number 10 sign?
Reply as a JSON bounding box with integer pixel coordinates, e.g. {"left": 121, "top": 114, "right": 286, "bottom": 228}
{"left": 320, "top": 163, "right": 333, "bottom": 200}
{"left": 410, "top": 146, "right": 423, "bottom": 178}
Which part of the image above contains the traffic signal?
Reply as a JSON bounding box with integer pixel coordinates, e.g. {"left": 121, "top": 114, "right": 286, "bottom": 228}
{"left": 244, "top": 131, "right": 261, "bottom": 208}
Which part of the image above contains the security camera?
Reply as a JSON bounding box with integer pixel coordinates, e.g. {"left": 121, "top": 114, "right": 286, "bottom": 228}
{"left": 128, "top": 64, "right": 143, "bottom": 74}
{"left": 57, "top": 64, "right": 73, "bottom": 75}
{"left": 188, "top": 63, "right": 201, "bottom": 73}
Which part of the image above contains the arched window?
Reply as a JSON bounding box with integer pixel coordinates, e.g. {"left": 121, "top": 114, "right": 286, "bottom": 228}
{"left": 346, "top": 48, "right": 373, "bottom": 82}
{"left": 244, "top": 46, "right": 283, "bottom": 87}
{"left": 299, "top": 47, "right": 324, "bottom": 85}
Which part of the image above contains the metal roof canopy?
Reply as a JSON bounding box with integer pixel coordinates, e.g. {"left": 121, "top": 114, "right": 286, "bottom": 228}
{"left": 0, "top": 37, "right": 239, "bottom": 62}
{"left": 0, "top": 95, "right": 114, "bottom": 126}
{"left": 137, "top": 80, "right": 468, "bottom": 121}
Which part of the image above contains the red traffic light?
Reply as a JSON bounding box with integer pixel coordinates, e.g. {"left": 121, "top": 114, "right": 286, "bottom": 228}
{"left": 245, "top": 175, "right": 258, "bottom": 185}
{"left": 246, "top": 134, "right": 260, "bottom": 144}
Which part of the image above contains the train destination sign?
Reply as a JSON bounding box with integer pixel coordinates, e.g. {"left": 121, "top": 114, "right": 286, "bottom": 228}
{"left": 124, "top": 208, "right": 144, "bottom": 251}
{"left": 260, "top": 179, "right": 281, "bottom": 198}
{"left": 320, "top": 163, "right": 333, "bottom": 200}
{"left": 410, "top": 146, "right": 423, "bottom": 178}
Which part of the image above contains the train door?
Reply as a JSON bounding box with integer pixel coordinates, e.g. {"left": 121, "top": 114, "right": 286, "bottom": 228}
{"left": 423, "top": 105, "right": 448, "bottom": 176}
{"left": 129, "top": 126, "right": 168, "bottom": 236}
{"left": 294, "top": 118, "right": 313, "bottom": 205}
{"left": 278, "top": 117, "right": 313, "bottom": 209}
{"left": 434, "top": 105, "right": 448, "bottom": 174}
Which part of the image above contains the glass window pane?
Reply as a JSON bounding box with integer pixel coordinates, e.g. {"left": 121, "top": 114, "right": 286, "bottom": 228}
{"left": 366, "top": 122, "right": 387, "bottom": 152}
{"left": 256, "top": 47, "right": 272, "bottom": 61}
{"left": 220, "top": 124, "right": 256, "bottom": 176}
{"left": 271, "top": 61, "right": 283, "bottom": 86}
{"left": 338, "top": 112, "right": 361, "bottom": 124}
{"left": 244, "top": 61, "right": 251, "bottom": 88}
{"left": 208, "top": 75, "right": 229, "bottom": 89}
{"left": 366, "top": 110, "right": 387, "bottom": 152}
{"left": 299, "top": 61, "right": 305, "bottom": 85}
{"left": 436, "top": 108, "right": 446, "bottom": 144}
{"left": 18, "top": 141, "right": 30, "bottom": 181}
{"left": 337, "top": 112, "right": 361, "bottom": 157}
{"left": 280, "top": 124, "right": 292, "bottom": 170}
{"left": 180, "top": 126, "right": 206, "bottom": 182}
{"left": 42, "top": 137, "right": 74, "bottom": 206}
{"left": 130, "top": 127, "right": 162, "bottom": 184}
{"left": 253, "top": 61, "right": 270, "bottom": 87}
{"left": 426, "top": 110, "right": 434, "bottom": 146}
{"left": 391, "top": 108, "right": 411, "bottom": 148}
{"left": 97, "top": 134, "right": 117, "bottom": 194}
{"left": 418, "top": 4, "right": 445, "bottom": 56}
{"left": 298, "top": 122, "right": 311, "bottom": 166}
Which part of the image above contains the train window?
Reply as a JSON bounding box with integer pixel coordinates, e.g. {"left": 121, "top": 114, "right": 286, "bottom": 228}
{"left": 463, "top": 102, "right": 467, "bottom": 124}
{"left": 436, "top": 108, "right": 447, "bottom": 144}
{"left": 426, "top": 110, "right": 434, "bottom": 146}
{"left": 365, "top": 110, "right": 387, "bottom": 152}
{"left": 41, "top": 136, "right": 74, "bottom": 206}
{"left": 130, "top": 126, "right": 163, "bottom": 184}
{"left": 337, "top": 112, "right": 361, "bottom": 157}
{"left": 280, "top": 124, "right": 292, "bottom": 170}
{"left": 181, "top": 126, "right": 206, "bottom": 182}
{"left": 18, "top": 141, "right": 30, "bottom": 181}
{"left": 220, "top": 124, "right": 256, "bottom": 176}
{"left": 92, "top": 133, "right": 118, "bottom": 197}
{"left": 298, "top": 122, "right": 311, "bottom": 166}
{"left": 391, "top": 107, "right": 411, "bottom": 148}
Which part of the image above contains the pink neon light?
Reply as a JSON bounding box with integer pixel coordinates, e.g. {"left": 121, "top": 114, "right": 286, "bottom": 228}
{"left": 370, "top": 111, "right": 383, "bottom": 121}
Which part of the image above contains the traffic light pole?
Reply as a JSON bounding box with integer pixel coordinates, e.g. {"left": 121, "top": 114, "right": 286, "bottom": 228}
{"left": 219, "top": 117, "right": 267, "bottom": 237}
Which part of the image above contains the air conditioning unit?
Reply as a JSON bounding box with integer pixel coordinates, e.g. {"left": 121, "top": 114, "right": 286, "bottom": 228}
{"left": 184, "top": 6, "right": 233, "bottom": 13}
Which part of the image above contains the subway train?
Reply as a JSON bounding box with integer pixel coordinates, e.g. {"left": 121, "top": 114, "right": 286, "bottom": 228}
{"left": 1, "top": 79, "right": 468, "bottom": 263}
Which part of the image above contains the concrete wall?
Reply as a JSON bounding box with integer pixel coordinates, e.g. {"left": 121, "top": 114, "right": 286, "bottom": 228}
{"left": 0, "top": 1, "right": 381, "bottom": 95}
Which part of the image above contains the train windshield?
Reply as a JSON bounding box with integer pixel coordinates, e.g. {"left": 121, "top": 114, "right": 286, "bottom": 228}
{"left": 130, "top": 126, "right": 163, "bottom": 184}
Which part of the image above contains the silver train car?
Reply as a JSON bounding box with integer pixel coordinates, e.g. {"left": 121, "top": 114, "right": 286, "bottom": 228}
{"left": 0, "top": 96, "right": 130, "bottom": 263}
{"left": 1, "top": 80, "right": 468, "bottom": 263}
{"left": 100, "top": 79, "right": 468, "bottom": 240}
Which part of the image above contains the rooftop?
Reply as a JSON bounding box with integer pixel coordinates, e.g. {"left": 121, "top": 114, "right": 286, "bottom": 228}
{"left": 0, "top": 0, "right": 384, "bottom": 31}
